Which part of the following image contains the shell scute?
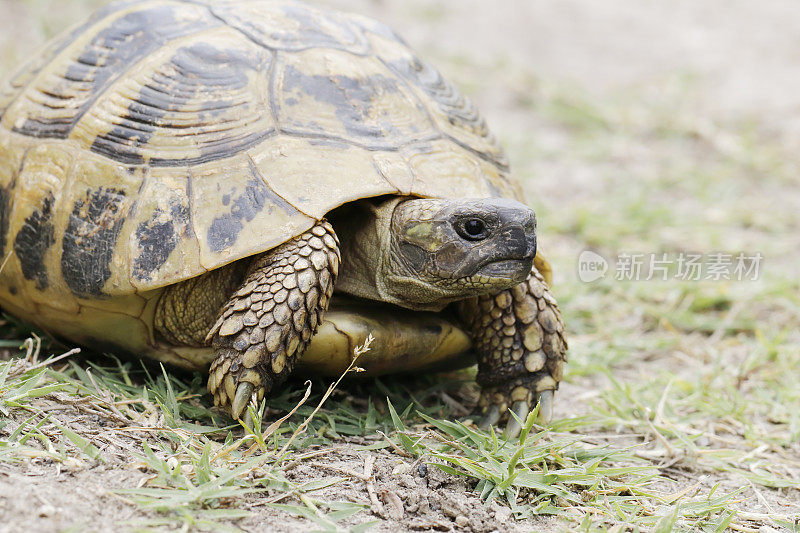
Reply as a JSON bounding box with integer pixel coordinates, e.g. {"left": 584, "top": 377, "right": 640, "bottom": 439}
{"left": 0, "top": 136, "right": 25, "bottom": 262}
{"left": 189, "top": 153, "right": 313, "bottom": 272}
{"left": 248, "top": 135, "right": 399, "bottom": 219}
{"left": 72, "top": 26, "right": 274, "bottom": 167}
{"left": 273, "top": 49, "right": 437, "bottom": 149}
{"left": 205, "top": 166, "right": 274, "bottom": 253}
{"left": 59, "top": 157, "right": 143, "bottom": 298}
{"left": 206, "top": 0, "right": 370, "bottom": 54}
{"left": 366, "top": 28, "right": 508, "bottom": 169}
{"left": 4, "top": 1, "right": 220, "bottom": 140}
{"left": 0, "top": 0, "right": 144, "bottom": 119}
{"left": 478, "top": 159, "right": 522, "bottom": 200}
{"left": 373, "top": 152, "right": 415, "bottom": 195}
{"left": 404, "top": 139, "right": 493, "bottom": 199}
{"left": 10, "top": 145, "right": 73, "bottom": 293}
{"left": 129, "top": 172, "right": 200, "bottom": 288}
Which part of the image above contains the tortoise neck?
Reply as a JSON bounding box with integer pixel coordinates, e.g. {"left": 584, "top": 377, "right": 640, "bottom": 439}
{"left": 331, "top": 197, "right": 454, "bottom": 312}
{"left": 330, "top": 197, "right": 401, "bottom": 305}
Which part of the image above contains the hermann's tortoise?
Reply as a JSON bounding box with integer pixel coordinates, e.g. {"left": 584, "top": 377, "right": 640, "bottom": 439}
{"left": 0, "top": 0, "right": 567, "bottom": 436}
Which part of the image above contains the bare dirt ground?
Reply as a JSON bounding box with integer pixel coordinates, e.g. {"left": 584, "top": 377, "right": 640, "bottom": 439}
{"left": 1, "top": 0, "right": 799, "bottom": 532}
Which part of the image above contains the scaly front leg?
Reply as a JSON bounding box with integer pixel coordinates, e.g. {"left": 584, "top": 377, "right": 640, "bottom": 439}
{"left": 206, "top": 220, "right": 340, "bottom": 420}
{"left": 459, "top": 264, "right": 567, "bottom": 438}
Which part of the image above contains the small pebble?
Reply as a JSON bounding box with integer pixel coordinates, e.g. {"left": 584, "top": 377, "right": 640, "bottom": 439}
{"left": 38, "top": 504, "right": 56, "bottom": 517}
{"left": 455, "top": 515, "right": 469, "bottom": 527}
{"left": 391, "top": 462, "right": 411, "bottom": 476}
{"left": 397, "top": 474, "right": 415, "bottom": 489}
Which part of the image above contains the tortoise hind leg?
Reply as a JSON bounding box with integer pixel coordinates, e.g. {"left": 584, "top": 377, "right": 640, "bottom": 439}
{"left": 207, "top": 220, "right": 340, "bottom": 419}
{"left": 154, "top": 261, "right": 248, "bottom": 347}
{"left": 458, "top": 264, "right": 567, "bottom": 438}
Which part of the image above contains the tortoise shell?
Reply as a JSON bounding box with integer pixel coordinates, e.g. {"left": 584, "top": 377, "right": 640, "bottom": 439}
{"left": 0, "top": 0, "right": 520, "bottom": 329}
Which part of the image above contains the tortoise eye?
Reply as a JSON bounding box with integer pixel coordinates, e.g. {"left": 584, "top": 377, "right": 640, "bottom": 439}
{"left": 458, "top": 218, "right": 488, "bottom": 241}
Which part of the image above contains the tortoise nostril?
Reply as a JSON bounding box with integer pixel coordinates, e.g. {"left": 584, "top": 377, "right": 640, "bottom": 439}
{"left": 526, "top": 234, "right": 537, "bottom": 260}
{"left": 525, "top": 214, "right": 536, "bottom": 231}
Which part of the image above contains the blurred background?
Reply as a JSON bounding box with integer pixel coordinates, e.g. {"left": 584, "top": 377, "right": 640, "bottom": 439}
{"left": 1, "top": 0, "right": 798, "bottom": 526}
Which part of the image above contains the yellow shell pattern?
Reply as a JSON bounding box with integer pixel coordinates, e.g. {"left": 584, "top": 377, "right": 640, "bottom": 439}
{"left": 0, "top": 0, "right": 520, "bottom": 368}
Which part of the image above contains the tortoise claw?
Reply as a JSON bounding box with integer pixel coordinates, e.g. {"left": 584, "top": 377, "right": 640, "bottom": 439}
{"left": 503, "top": 400, "right": 529, "bottom": 439}
{"left": 242, "top": 405, "right": 255, "bottom": 430}
{"left": 231, "top": 381, "right": 255, "bottom": 421}
{"left": 537, "top": 390, "right": 554, "bottom": 424}
{"left": 475, "top": 384, "right": 557, "bottom": 438}
{"left": 478, "top": 404, "right": 501, "bottom": 431}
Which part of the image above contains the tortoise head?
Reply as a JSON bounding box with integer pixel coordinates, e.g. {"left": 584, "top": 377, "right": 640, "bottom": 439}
{"left": 381, "top": 197, "right": 537, "bottom": 308}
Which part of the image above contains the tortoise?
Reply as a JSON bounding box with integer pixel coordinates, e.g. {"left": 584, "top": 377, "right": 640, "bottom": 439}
{"left": 0, "top": 0, "right": 567, "bottom": 436}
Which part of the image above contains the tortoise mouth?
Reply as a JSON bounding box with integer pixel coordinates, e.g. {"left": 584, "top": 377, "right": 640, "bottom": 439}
{"left": 477, "top": 257, "right": 534, "bottom": 282}
{"left": 467, "top": 224, "right": 536, "bottom": 281}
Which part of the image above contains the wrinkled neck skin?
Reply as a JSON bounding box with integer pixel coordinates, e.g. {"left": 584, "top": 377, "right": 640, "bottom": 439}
{"left": 334, "top": 198, "right": 456, "bottom": 312}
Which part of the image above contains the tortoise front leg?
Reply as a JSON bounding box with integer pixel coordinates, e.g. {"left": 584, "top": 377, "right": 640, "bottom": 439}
{"left": 207, "top": 220, "right": 340, "bottom": 420}
{"left": 458, "top": 264, "right": 567, "bottom": 438}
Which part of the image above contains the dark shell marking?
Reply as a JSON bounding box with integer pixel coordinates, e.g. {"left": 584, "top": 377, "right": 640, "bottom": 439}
{"left": 13, "top": 192, "right": 55, "bottom": 290}
{"left": 0, "top": 187, "right": 11, "bottom": 259}
{"left": 273, "top": 50, "right": 437, "bottom": 150}
{"left": 282, "top": 65, "right": 403, "bottom": 141}
{"left": 207, "top": 161, "right": 300, "bottom": 253}
{"left": 9, "top": 2, "right": 220, "bottom": 139}
{"left": 132, "top": 203, "right": 191, "bottom": 283}
{"left": 89, "top": 38, "right": 273, "bottom": 167}
{"left": 0, "top": 0, "right": 142, "bottom": 120}
{"left": 61, "top": 187, "right": 128, "bottom": 297}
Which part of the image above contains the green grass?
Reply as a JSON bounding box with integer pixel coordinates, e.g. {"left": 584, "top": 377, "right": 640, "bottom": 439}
{"left": 2, "top": 303, "right": 798, "bottom": 531}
